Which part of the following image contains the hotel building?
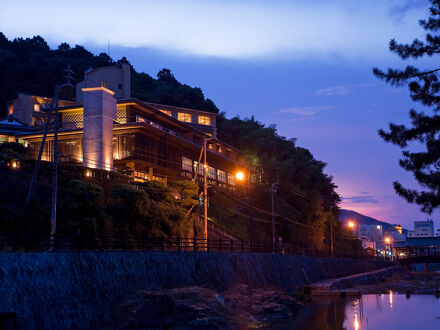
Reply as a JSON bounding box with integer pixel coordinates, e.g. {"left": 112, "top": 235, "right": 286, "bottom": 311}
{"left": 1, "top": 64, "right": 247, "bottom": 190}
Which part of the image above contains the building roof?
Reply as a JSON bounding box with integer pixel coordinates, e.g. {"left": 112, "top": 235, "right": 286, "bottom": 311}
{"left": 405, "top": 237, "right": 440, "bottom": 246}
{"left": 0, "top": 117, "right": 35, "bottom": 134}
{"left": 145, "top": 102, "right": 217, "bottom": 116}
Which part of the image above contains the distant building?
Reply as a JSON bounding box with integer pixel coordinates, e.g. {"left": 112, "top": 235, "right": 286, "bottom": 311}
{"left": 407, "top": 220, "right": 434, "bottom": 238}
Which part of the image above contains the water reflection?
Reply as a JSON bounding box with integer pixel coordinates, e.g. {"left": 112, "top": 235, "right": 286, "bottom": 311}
{"left": 287, "top": 293, "right": 440, "bottom": 330}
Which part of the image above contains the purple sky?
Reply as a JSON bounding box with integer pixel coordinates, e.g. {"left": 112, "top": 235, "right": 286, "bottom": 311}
{"left": 0, "top": 0, "right": 435, "bottom": 228}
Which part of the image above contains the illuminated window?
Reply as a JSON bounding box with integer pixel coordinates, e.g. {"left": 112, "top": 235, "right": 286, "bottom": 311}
{"left": 182, "top": 156, "right": 193, "bottom": 172}
{"left": 228, "top": 173, "right": 235, "bottom": 186}
{"left": 8, "top": 105, "right": 13, "bottom": 115}
{"left": 34, "top": 104, "right": 40, "bottom": 112}
{"left": 160, "top": 109, "right": 172, "bottom": 116}
{"left": 194, "top": 161, "right": 204, "bottom": 175}
{"left": 198, "top": 115, "right": 211, "bottom": 126}
{"left": 207, "top": 166, "right": 216, "bottom": 179}
{"left": 136, "top": 115, "right": 147, "bottom": 123}
{"left": 178, "top": 112, "right": 192, "bottom": 123}
{"left": 217, "top": 170, "right": 226, "bottom": 183}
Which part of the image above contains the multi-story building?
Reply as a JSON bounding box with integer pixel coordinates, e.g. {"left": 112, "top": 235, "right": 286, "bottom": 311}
{"left": 1, "top": 64, "right": 247, "bottom": 190}
{"left": 407, "top": 220, "right": 435, "bottom": 238}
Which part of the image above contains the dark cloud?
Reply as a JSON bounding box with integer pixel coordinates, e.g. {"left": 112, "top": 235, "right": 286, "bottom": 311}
{"left": 342, "top": 194, "right": 380, "bottom": 204}
{"left": 388, "top": 0, "right": 428, "bottom": 20}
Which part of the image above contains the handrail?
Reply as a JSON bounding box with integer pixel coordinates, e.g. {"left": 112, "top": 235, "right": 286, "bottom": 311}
{"left": 0, "top": 234, "right": 375, "bottom": 259}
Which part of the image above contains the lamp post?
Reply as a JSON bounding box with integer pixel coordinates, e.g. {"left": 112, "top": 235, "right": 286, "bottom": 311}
{"left": 348, "top": 220, "right": 360, "bottom": 257}
{"left": 199, "top": 136, "right": 246, "bottom": 242}
{"left": 384, "top": 236, "right": 393, "bottom": 260}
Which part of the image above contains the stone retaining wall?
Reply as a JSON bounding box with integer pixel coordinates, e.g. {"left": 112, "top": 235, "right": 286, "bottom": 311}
{"left": 0, "top": 252, "right": 391, "bottom": 329}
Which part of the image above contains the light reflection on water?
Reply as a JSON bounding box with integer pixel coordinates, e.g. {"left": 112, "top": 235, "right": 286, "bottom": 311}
{"left": 287, "top": 293, "right": 440, "bottom": 330}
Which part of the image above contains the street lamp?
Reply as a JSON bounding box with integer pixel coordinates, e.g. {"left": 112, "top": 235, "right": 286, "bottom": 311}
{"left": 235, "top": 171, "right": 245, "bottom": 181}
{"left": 384, "top": 236, "right": 393, "bottom": 260}
{"left": 347, "top": 220, "right": 360, "bottom": 257}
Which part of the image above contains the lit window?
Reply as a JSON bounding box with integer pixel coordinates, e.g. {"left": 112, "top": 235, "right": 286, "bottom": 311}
{"left": 160, "top": 109, "right": 172, "bottom": 116}
{"left": 207, "top": 166, "right": 216, "bottom": 179}
{"left": 198, "top": 115, "right": 211, "bottom": 126}
{"left": 182, "top": 156, "right": 193, "bottom": 172}
{"left": 8, "top": 105, "right": 13, "bottom": 115}
{"left": 194, "top": 161, "right": 204, "bottom": 175}
{"left": 228, "top": 173, "right": 235, "bottom": 186}
{"left": 34, "top": 104, "right": 40, "bottom": 112}
{"left": 178, "top": 112, "right": 192, "bottom": 123}
{"left": 136, "top": 115, "right": 147, "bottom": 123}
{"left": 217, "top": 170, "right": 226, "bottom": 183}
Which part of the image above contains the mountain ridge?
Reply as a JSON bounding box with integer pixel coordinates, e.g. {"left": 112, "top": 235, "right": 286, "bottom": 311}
{"left": 339, "top": 209, "right": 397, "bottom": 229}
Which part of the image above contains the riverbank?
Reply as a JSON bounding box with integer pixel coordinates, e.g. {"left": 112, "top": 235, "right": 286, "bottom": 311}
{"left": 0, "top": 252, "right": 390, "bottom": 328}
{"left": 109, "top": 285, "right": 302, "bottom": 329}
{"left": 349, "top": 270, "right": 440, "bottom": 295}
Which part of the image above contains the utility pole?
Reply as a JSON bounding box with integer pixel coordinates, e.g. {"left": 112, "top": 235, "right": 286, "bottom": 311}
{"left": 203, "top": 137, "right": 208, "bottom": 240}
{"left": 330, "top": 223, "right": 334, "bottom": 258}
{"left": 49, "top": 87, "right": 60, "bottom": 250}
{"left": 271, "top": 181, "right": 278, "bottom": 245}
{"left": 24, "top": 96, "right": 56, "bottom": 210}
{"left": 25, "top": 65, "right": 75, "bottom": 214}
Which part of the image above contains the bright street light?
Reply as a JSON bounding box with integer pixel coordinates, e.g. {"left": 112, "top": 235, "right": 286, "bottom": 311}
{"left": 348, "top": 220, "right": 355, "bottom": 229}
{"left": 235, "top": 171, "right": 245, "bottom": 181}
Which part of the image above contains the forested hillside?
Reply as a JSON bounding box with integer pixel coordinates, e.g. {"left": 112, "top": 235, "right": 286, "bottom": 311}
{"left": 0, "top": 33, "right": 218, "bottom": 115}
{"left": 0, "top": 34, "right": 354, "bottom": 251}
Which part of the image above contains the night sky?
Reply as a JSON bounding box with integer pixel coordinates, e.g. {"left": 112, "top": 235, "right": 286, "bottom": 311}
{"left": 0, "top": 0, "right": 435, "bottom": 228}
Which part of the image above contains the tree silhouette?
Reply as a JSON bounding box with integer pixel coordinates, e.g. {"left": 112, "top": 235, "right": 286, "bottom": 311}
{"left": 374, "top": 0, "right": 440, "bottom": 213}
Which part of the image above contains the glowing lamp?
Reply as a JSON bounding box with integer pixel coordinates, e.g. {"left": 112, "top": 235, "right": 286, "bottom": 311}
{"left": 348, "top": 221, "right": 355, "bottom": 229}
{"left": 235, "top": 171, "right": 245, "bottom": 181}
{"left": 384, "top": 237, "right": 391, "bottom": 244}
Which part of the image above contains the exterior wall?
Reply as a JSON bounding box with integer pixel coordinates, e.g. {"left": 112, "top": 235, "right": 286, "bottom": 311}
{"left": 0, "top": 252, "right": 392, "bottom": 329}
{"left": 145, "top": 102, "right": 217, "bottom": 135}
{"left": 408, "top": 220, "right": 435, "bottom": 237}
{"left": 9, "top": 93, "right": 32, "bottom": 126}
{"left": 7, "top": 94, "right": 73, "bottom": 127}
{"left": 76, "top": 64, "right": 131, "bottom": 103}
{"left": 82, "top": 87, "right": 116, "bottom": 171}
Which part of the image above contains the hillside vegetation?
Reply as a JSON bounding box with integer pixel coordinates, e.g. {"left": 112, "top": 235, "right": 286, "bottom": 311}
{"left": 0, "top": 34, "right": 356, "bottom": 252}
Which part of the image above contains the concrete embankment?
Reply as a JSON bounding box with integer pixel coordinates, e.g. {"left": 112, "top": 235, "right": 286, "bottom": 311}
{"left": 306, "top": 265, "right": 402, "bottom": 296}
{"left": 0, "top": 252, "right": 391, "bottom": 329}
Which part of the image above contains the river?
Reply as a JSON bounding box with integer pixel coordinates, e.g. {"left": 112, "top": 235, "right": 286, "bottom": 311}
{"left": 289, "top": 292, "right": 440, "bottom": 330}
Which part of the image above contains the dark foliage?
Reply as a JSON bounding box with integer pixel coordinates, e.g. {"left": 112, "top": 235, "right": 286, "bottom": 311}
{"left": 374, "top": 0, "right": 440, "bottom": 213}
{"left": 0, "top": 33, "right": 218, "bottom": 116}
{"left": 216, "top": 115, "right": 349, "bottom": 250}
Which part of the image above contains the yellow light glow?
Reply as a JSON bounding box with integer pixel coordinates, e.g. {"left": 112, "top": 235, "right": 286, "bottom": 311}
{"left": 354, "top": 318, "right": 359, "bottom": 330}
{"left": 81, "top": 87, "right": 115, "bottom": 95}
{"left": 11, "top": 161, "right": 17, "bottom": 168}
{"left": 348, "top": 221, "right": 355, "bottom": 228}
{"left": 385, "top": 237, "right": 391, "bottom": 244}
{"left": 235, "top": 171, "right": 245, "bottom": 181}
{"left": 85, "top": 170, "right": 91, "bottom": 177}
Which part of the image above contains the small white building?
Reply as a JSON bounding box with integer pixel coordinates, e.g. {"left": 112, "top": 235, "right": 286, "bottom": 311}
{"left": 407, "top": 220, "right": 434, "bottom": 238}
